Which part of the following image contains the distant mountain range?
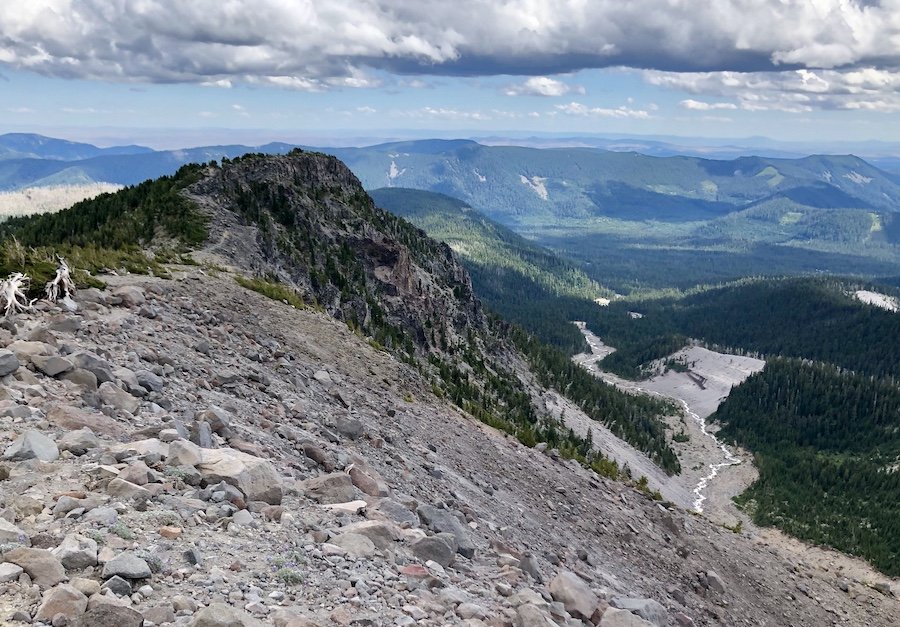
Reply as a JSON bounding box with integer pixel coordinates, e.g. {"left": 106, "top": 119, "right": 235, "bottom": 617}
{"left": 2, "top": 133, "right": 898, "bottom": 283}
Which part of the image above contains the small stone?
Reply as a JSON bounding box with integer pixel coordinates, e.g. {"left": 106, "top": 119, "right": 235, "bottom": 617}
{"left": 101, "top": 575, "right": 133, "bottom": 596}
{"left": 158, "top": 526, "right": 183, "bottom": 539}
{"left": 0, "top": 562, "right": 24, "bottom": 583}
{"left": 52, "top": 534, "right": 98, "bottom": 570}
{"left": 705, "top": 570, "right": 726, "bottom": 595}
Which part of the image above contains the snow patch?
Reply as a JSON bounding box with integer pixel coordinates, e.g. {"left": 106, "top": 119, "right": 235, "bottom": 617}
{"left": 473, "top": 169, "right": 487, "bottom": 182}
{"left": 519, "top": 174, "right": 549, "bottom": 200}
{"left": 844, "top": 171, "right": 873, "bottom": 185}
{"left": 854, "top": 290, "right": 899, "bottom": 312}
{"left": 388, "top": 160, "right": 406, "bottom": 184}
{"left": 821, "top": 170, "right": 833, "bottom": 183}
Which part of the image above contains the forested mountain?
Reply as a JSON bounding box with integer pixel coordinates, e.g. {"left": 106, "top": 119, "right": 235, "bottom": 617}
{"left": 0, "top": 133, "right": 152, "bottom": 161}
{"left": 713, "top": 359, "right": 900, "bottom": 576}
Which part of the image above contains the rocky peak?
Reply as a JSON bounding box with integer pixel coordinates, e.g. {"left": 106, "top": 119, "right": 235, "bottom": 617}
{"left": 187, "top": 151, "right": 484, "bottom": 358}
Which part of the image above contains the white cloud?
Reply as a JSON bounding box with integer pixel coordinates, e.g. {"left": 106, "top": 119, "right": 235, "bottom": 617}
{"left": 505, "top": 76, "right": 584, "bottom": 97}
{"left": 651, "top": 67, "right": 900, "bottom": 112}
{"left": 3, "top": 1, "right": 900, "bottom": 91}
{"left": 555, "top": 102, "right": 650, "bottom": 119}
{"left": 680, "top": 99, "right": 738, "bottom": 111}
{"left": 356, "top": 106, "right": 377, "bottom": 114}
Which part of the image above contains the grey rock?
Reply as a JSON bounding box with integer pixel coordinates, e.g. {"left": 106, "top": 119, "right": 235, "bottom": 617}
{"left": 100, "top": 575, "right": 133, "bottom": 596}
{"left": 411, "top": 534, "right": 456, "bottom": 567}
{"left": 195, "top": 406, "right": 232, "bottom": 436}
{"left": 58, "top": 428, "right": 100, "bottom": 456}
{"left": 102, "top": 552, "right": 152, "bottom": 579}
{"left": 197, "top": 447, "right": 283, "bottom": 504}
{"left": 299, "top": 472, "right": 359, "bottom": 504}
{"left": 549, "top": 570, "right": 600, "bottom": 620}
{"left": 516, "top": 604, "right": 556, "bottom": 627}
{"left": 61, "top": 368, "right": 98, "bottom": 390}
{"left": 0, "top": 349, "right": 20, "bottom": 376}
{"left": 135, "top": 369, "right": 164, "bottom": 392}
{"left": 68, "top": 351, "right": 115, "bottom": 384}
{"left": 334, "top": 415, "right": 364, "bottom": 440}
{"left": 188, "top": 602, "right": 263, "bottom": 626}
{"left": 143, "top": 602, "right": 176, "bottom": 625}
{"left": 705, "top": 570, "right": 726, "bottom": 594}
{"left": 76, "top": 604, "right": 143, "bottom": 627}
{"left": 2, "top": 547, "right": 67, "bottom": 587}
{"left": 4, "top": 430, "right": 59, "bottom": 462}
{"left": 0, "top": 562, "right": 24, "bottom": 583}
{"left": 0, "top": 517, "right": 31, "bottom": 545}
{"left": 330, "top": 532, "right": 376, "bottom": 558}
{"left": 52, "top": 534, "right": 98, "bottom": 570}
{"left": 34, "top": 584, "right": 88, "bottom": 623}
{"left": 610, "top": 598, "right": 668, "bottom": 627}
{"left": 417, "top": 505, "right": 476, "bottom": 559}
{"left": 98, "top": 381, "right": 140, "bottom": 414}
{"left": 32, "top": 355, "right": 74, "bottom": 377}
{"left": 112, "top": 285, "right": 146, "bottom": 308}
{"left": 106, "top": 478, "right": 151, "bottom": 501}
{"left": 600, "top": 608, "right": 655, "bottom": 627}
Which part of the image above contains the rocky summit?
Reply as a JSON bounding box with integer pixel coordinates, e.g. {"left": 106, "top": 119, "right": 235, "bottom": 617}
{"left": 0, "top": 153, "right": 897, "bottom": 627}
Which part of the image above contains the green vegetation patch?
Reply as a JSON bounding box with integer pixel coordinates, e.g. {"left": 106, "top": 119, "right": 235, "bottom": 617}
{"left": 235, "top": 275, "right": 306, "bottom": 309}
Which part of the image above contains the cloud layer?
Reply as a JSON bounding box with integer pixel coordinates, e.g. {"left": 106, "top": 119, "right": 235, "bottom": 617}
{"left": 2, "top": 0, "right": 900, "bottom": 111}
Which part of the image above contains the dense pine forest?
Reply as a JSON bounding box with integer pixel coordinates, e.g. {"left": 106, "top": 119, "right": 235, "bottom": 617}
{"left": 713, "top": 359, "right": 900, "bottom": 576}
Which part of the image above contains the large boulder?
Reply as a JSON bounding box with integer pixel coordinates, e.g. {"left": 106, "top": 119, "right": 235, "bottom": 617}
{"left": 68, "top": 350, "right": 116, "bottom": 384}
{"left": 48, "top": 405, "right": 123, "bottom": 437}
{"left": 188, "top": 602, "right": 265, "bottom": 627}
{"left": 600, "top": 608, "right": 656, "bottom": 627}
{"left": 197, "top": 447, "right": 283, "bottom": 505}
{"left": 98, "top": 381, "right": 140, "bottom": 413}
{"left": 35, "top": 584, "right": 88, "bottom": 623}
{"left": 299, "top": 472, "right": 359, "bottom": 505}
{"left": 52, "top": 534, "right": 99, "bottom": 570}
{"left": 549, "top": 570, "right": 600, "bottom": 620}
{"left": 58, "top": 428, "right": 101, "bottom": 455}
{"left": 411, "top": 534, "right": 456, "bottom": 567}
{"left": 112, "top": 285, "right": 146, "bottom": 308}
{"left": 76, "top": 603, "right": 144, "bottom": 627}
{"left": 3, "top": 430, "right": 59, "bottom": 461}
{"left": 417, "top": 505, "right": 476, "bottom": 559}
{"left": 0, "top": 349, "right": 21, "bottom": 376}
{"left": 101, "top": 552, "right": 152, "bottom": 579}
{"left": 0, "top": 518, "right": 30, "bottom": 546}
{"left": 610, "top": 598, "right": 668, "bottom": 627}
{"left": 2, "top": 547, "right": 67, "bottom": 587}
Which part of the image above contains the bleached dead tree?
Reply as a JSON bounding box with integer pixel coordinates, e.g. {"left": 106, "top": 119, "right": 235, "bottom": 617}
{"left": 45, "top": 257, "right": 76, "bottom": 302}
{"left": 0, "top": 272, "right": 35, "bottom": 318}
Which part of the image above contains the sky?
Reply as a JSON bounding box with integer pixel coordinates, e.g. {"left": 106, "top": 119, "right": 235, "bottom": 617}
{"left": 3, "top": 1, "right": 900, "bottom": 149}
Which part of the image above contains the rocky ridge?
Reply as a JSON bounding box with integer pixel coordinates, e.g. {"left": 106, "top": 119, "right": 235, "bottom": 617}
{"left": 0, "top": 270, "right": 897, "bottom": 627}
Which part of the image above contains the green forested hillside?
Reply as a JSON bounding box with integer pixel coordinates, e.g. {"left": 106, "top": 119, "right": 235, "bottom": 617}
{"left": 371, "top": 187, "right": 606, "bottom": 353}
{"left": 585, "top": 277, "right": 900, "bottom": 379}
{"left": 713, "top": 359, "right": 900, "bottom": 575}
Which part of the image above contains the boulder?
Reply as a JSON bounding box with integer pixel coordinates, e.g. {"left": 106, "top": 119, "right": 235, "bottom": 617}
{"left": 106, "top": 477, "right": 152, "bottom": 500}
{"left": 610, "top": 598, "right": 668, "bottom": 627}
{"left": 195, "top": 406, "right": 232, "bottom": 436}
{"left": 76, "top": 603, "right": 144, "bottom": 627}
{"left": 98, "top": 381, "right": 140, "bottom": 413}
{"left": 58, "top": 428, "right": 100, "bottom": 455}
{"left": 0, "top": 349, "right": 20, "bottom": 376}
{"left": 3, "top": 430, "right": 59, "bottom": 461}
{"left": 47, "top": 405, "right": 123, "bottom": 437}
{"left": 101, "top": 552, "right": 152, "bottom": 579}
{"left": 299, "top": 472, "right": 359, "bottom": 504}
{"left": 339, "top": 520, "right": 398, "bottom": 552}
{"left": 197, "top": 447, "right": 283, "bottom": 505}
{"left": 68, "top": 350, "right": 116, "bottom": 384}
{"left": 705, "top": 570, "right": 727, "bottom": 594}
{"left": 52, "top": 534, "right": 99, "bottom": 570}
{"left": 600, "top": 608, "right": 656, "bottom": 627}
{"left": 417, "top": 505, "right": 476, "bottom": 559}
{"left": 329, "top": 532, "right": 376, "bottom": 558}
{"left": 35, "top": 584, "right": 88, "bottom": 623}
{"left": 0, "top": 562, "right": 24, "bottom": 583}
{"left": 2, "top": 547, "right": 67, "bottom": 587}
{"left": 112, "top": 285, "right": 146, "bottom": 308}
{"left": 411, "top": 534, "right": 456, "bottom": 567}
{"left": 61, "top": 367, "right": 99, "bottom": 390}
{"left": 188, "top": 602, "right": 265, "bottom": 627}
{"left": 168, "top": 439, "right": 202, "bottom": 466}
{"left": 516, "top": 603, "right": 557, "bottom": 627}
{"left": 0, "top": 517, "right": 31, "bottom": 546}
{"left": 549, "top": 570, "right": 600, "bottom": 620}
{"left": 6, "top": 341, "right": 54, "bottom": 362}
{"left": 32, "top": 355, "right": 74, "bottom": 377}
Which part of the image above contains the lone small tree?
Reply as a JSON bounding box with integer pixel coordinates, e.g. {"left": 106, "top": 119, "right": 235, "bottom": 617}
{"left": 0, "top": 272, "right": 35, "bottom": 318}
{"left": 45, "top": 257, "right": 76, "bottom": 302}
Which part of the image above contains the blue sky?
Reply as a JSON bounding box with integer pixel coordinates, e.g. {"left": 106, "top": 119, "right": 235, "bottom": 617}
{"left": 3, "top": 1, "right": 900, "bottom": 148}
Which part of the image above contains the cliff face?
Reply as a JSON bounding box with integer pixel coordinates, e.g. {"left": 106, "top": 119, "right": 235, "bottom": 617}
{"left": 185, "top": 151, "right": 485, "bottom": 358}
